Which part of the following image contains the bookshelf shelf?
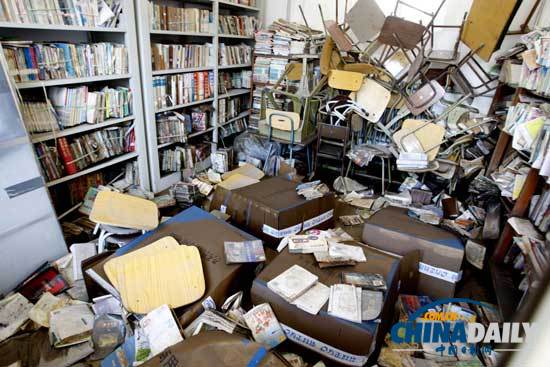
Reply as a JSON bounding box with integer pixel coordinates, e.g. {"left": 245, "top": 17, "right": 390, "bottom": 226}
{"left": 152, "top": 66, "right": 215, "bottom": 76}
{"left": 149, "top": 30, "right": 214, "bottom": 37}
{"left": 137, "top": 0, "right": 259, "bottom": 192}
{"left": 30, "top": 116, "right": 135, "bottom": 143}
{"left": 219, "top": 63, "right": 253, "bottom": 70}
{"left": 0, "top": 22, "right": 126, "bottom": 32}
{"left": 16, "top": 74, "right": 132, "bottom": 89}
{"left": 46, "top": 152, "right": 139, "bottom": 188}
{"left": 218, "top": 88, "right": 251, "bottom": 99}
{"left": 218, "top": 1, "right": 260, "bottom": 12}
{"left": 219, "top": 110, "right": 251, "bottom": 127}
{"left": 156, "top": 127, "right": 217, "bottom": 150}
{"left": 155, "top": 98, "right": 216, "bottom": 113}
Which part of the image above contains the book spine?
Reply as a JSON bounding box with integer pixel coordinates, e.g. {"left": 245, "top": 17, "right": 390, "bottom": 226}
{"left": 58, "top": 137, "right": 79, "bottom": 175}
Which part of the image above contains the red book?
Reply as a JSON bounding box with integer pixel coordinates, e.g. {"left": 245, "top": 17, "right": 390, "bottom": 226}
{"left": 57, "top": 137, "right": 79, "bottom": 175}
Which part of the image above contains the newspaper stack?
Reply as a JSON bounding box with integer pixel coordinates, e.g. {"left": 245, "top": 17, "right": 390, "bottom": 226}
{"left": 290, "top": 40, "right": 306, "bottom": 55}
{"left": 328, "top": 284, "right": 362, "bottom": 323}
{"left": 288, "top": 235, "right": 328, "bottom": 254}
{"left": 267, "top": 265, "right": 318, "bottom": 302}
{"left": 296, "top": 180, "right": 330, "bottom": 200}
{"left": 243, "top": 303, "right": 286, "bottom": 349}
{"left": 255, "top": 31, "right": 273, "bottom": 55}
{"left": 224, "top": 240, "right": 266, "bottom": 264}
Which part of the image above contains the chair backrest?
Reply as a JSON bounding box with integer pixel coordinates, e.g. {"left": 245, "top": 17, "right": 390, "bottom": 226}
{"left": 345, "top": 0, "right": 386, "bottom": 42}
{"left": 267, "top": 109, "right": 302, "bottom": 132}
{"left": 379, "top": 16, "right": 426, "bottom": 49}
{"left": 328, "top": 70, "right": 364, "bottom": 91}
{"left": 351, "top": 79, "right": 391, "bottom": 123}
{"left": 324, "top": 20, "right": 353, "bottom": 52}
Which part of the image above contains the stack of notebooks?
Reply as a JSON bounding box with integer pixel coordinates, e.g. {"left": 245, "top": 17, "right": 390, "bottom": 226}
{"left": 157, "top": 113, "right": 190, "bottom": 145}
{"left": 36, "top": 125, "right": 134, "bottom": 181}
{"left": 219, "top": 43, "right": 252, "bottom": 66}
{"left": 171, "top": 181, "right": 201, "bottom": 207}
{"left": 272, "top": 34, "right": 291, "bottom": 56}
{"left": 47, "top": 86, "right": 132, "bottom": 128}
{"left": 255, "top": 31, "right": 273, "bottom": 55}
{"left": 151, "top": 43, "right": 214, "bottom": 70}
{"left": 397, "top": 152, "right": 429, "bottom": 170}
{"left": 148, "top": 3, "right": 212, "bottom": 33}
{"left": 218, "top": 15, "right": 257, "bottom": 37}
{"left": 0, "top": 0, "right": 122, "bottom": 27}
{"left": 3, "top": 41, "right": 128, "bottom": 82}
{"left": 152, "top": 71, "right": 214, "bottom": 110}
{"left": 218, "top": 70, "right": 252, "bottom": 92}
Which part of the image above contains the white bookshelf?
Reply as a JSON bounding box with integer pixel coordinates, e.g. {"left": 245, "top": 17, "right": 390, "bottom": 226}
{"left": 136, "top": 0, "right": 260, "bottom": 192}
{"left": 0, "top": 2, "right": 151, "bottom": 206}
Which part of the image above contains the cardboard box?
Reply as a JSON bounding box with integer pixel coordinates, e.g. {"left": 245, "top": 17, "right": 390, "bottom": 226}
{"left": 251, "top": 243, "right": 406, "bottom": 366}
{"left": 362, "top": 206, "right": 464, "bottom": 299}
{"left": 84, "top": 207, "right": 261, "bottom": 327}
{"left": 141, "top": 331, "right": 290, "bottom": 367}
{"left": 211, "top": 177, "right": 335, "bottom": 247}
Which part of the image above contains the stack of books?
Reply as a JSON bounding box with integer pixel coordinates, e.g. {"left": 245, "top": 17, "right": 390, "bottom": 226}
{"left": 517, "top": 29, "right": 550, "bottom": 96}
{"left": 0, "top": 0, "right": 122, "bottom": 27}
{"left": 47, "top": 86, "right": 132, "bottom": 128}
{"left": 218, "top": 70, "right": 252, "bottom": 92}
{"left": 219, "top": 43, "right": 252, "bottom": 66}
{"left": 148, "top": 3, "right": 211, "bottom": 33}
{"left": 157, "top": 114, "right": 189, "bottom": 145}
{"left": 152, "top": 71, "right": 214, "bottom": 109}
{"left": 218, "top": 15, "right": 257, "bottom": 37}
{"left": 254, "top": 31, "right": 273, "bottom": 55}
{"left": 3, "top": 41, "right": 128, "bottom": 82}
{"left": 151, "top": 43, "right": 214, "bottom": 70}
{"left": 220, "top": 118, "right": 247, "bottom": 138}
{"left": 20, "top": 100, "right": 58, "bottom": 133}
{"left": 272, "top": 34, "right": 291, "bottom": 56}
{"left": 36, "top": 125, "right": 135, "bottom": 180}
{"left": 529, "top": 189, "right": 550, "bottom": 232}
{"left": 225, "top": 0, "right": 256, "bottom": 6}
{"left": 161, "top": 143, "right": 210, "bottom": 173}
{"left": 219, "top": 96, "right": 245, "bottom": 123}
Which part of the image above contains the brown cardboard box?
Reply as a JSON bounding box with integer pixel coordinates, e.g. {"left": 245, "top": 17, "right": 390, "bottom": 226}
{"left": 362, "top": 206, "right": 464, "bottom": 299}
{"left": 142, "top": 331, "right": 290, "bottom": 367}
{"left": 251, "top": 243, "right": 409, "bottom": 366}
{"left": 211, "top": 177, "right": 335, "bottom": 247}
{"left": 84, "top": 207, "right": 262, "bottom": 327}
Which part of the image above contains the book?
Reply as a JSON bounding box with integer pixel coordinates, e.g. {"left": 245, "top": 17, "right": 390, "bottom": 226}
{"left": 341, "top": 272, "right": 387, "bottom": 291}
{"left": 267, "top": 265, "right": 318, "bottom": 302}
{"left": 224, "top": 240, "right": 266, "bottom": 264}
{"left": 327, "top": 284, "right": 362, "bottom": 323}
{"left": 0, "top": 293, "right": 33, "bottom": 343}
{"left": 361, "top": 290, "right": 383, "bottom": 321}
{"left": 218, "top": 15, "right": 257, "bottom": 36}
{"left": 151, "top": 43, "right": 214, "bottom": 70}
{"left": 152, "top": 71, "right": 214, "bottom": 110}
{"left": 243, "top": 303, "right": 286, "bottom": 349}
{"left": 291, "top": 282, "right": 330, "bottom": 315}
{"left": 139, "top": 304, "right": 183, "bottom": 358}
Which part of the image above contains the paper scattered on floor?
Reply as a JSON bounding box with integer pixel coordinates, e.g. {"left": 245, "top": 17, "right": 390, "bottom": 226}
{"left": 28, "top": 292, "right": 68, "bottom": 328}
{"left": 0, "top": 293, "right": 33, "bottom": 343}
{"left": 139, "top": 304, "right": 183, "bottom": 358}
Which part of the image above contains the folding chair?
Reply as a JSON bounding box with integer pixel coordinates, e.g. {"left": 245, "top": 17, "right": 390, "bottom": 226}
{"left": 315, "top": 122, "right": 350, "bottom": 176}
{"left": 426, "top": 12, "right": 468, "bottom": 63}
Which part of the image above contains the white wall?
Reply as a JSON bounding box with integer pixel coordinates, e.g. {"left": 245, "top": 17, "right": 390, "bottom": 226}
{"left": 262, "top": 0, "right": 550, "bottom": 60}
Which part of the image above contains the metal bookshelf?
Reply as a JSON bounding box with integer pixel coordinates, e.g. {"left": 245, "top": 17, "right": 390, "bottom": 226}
{"left": 136, "top": 0, "right": 260, "bottom": 192}
{"left": 0, "top": 2, "right": 151, "bottom": 201}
